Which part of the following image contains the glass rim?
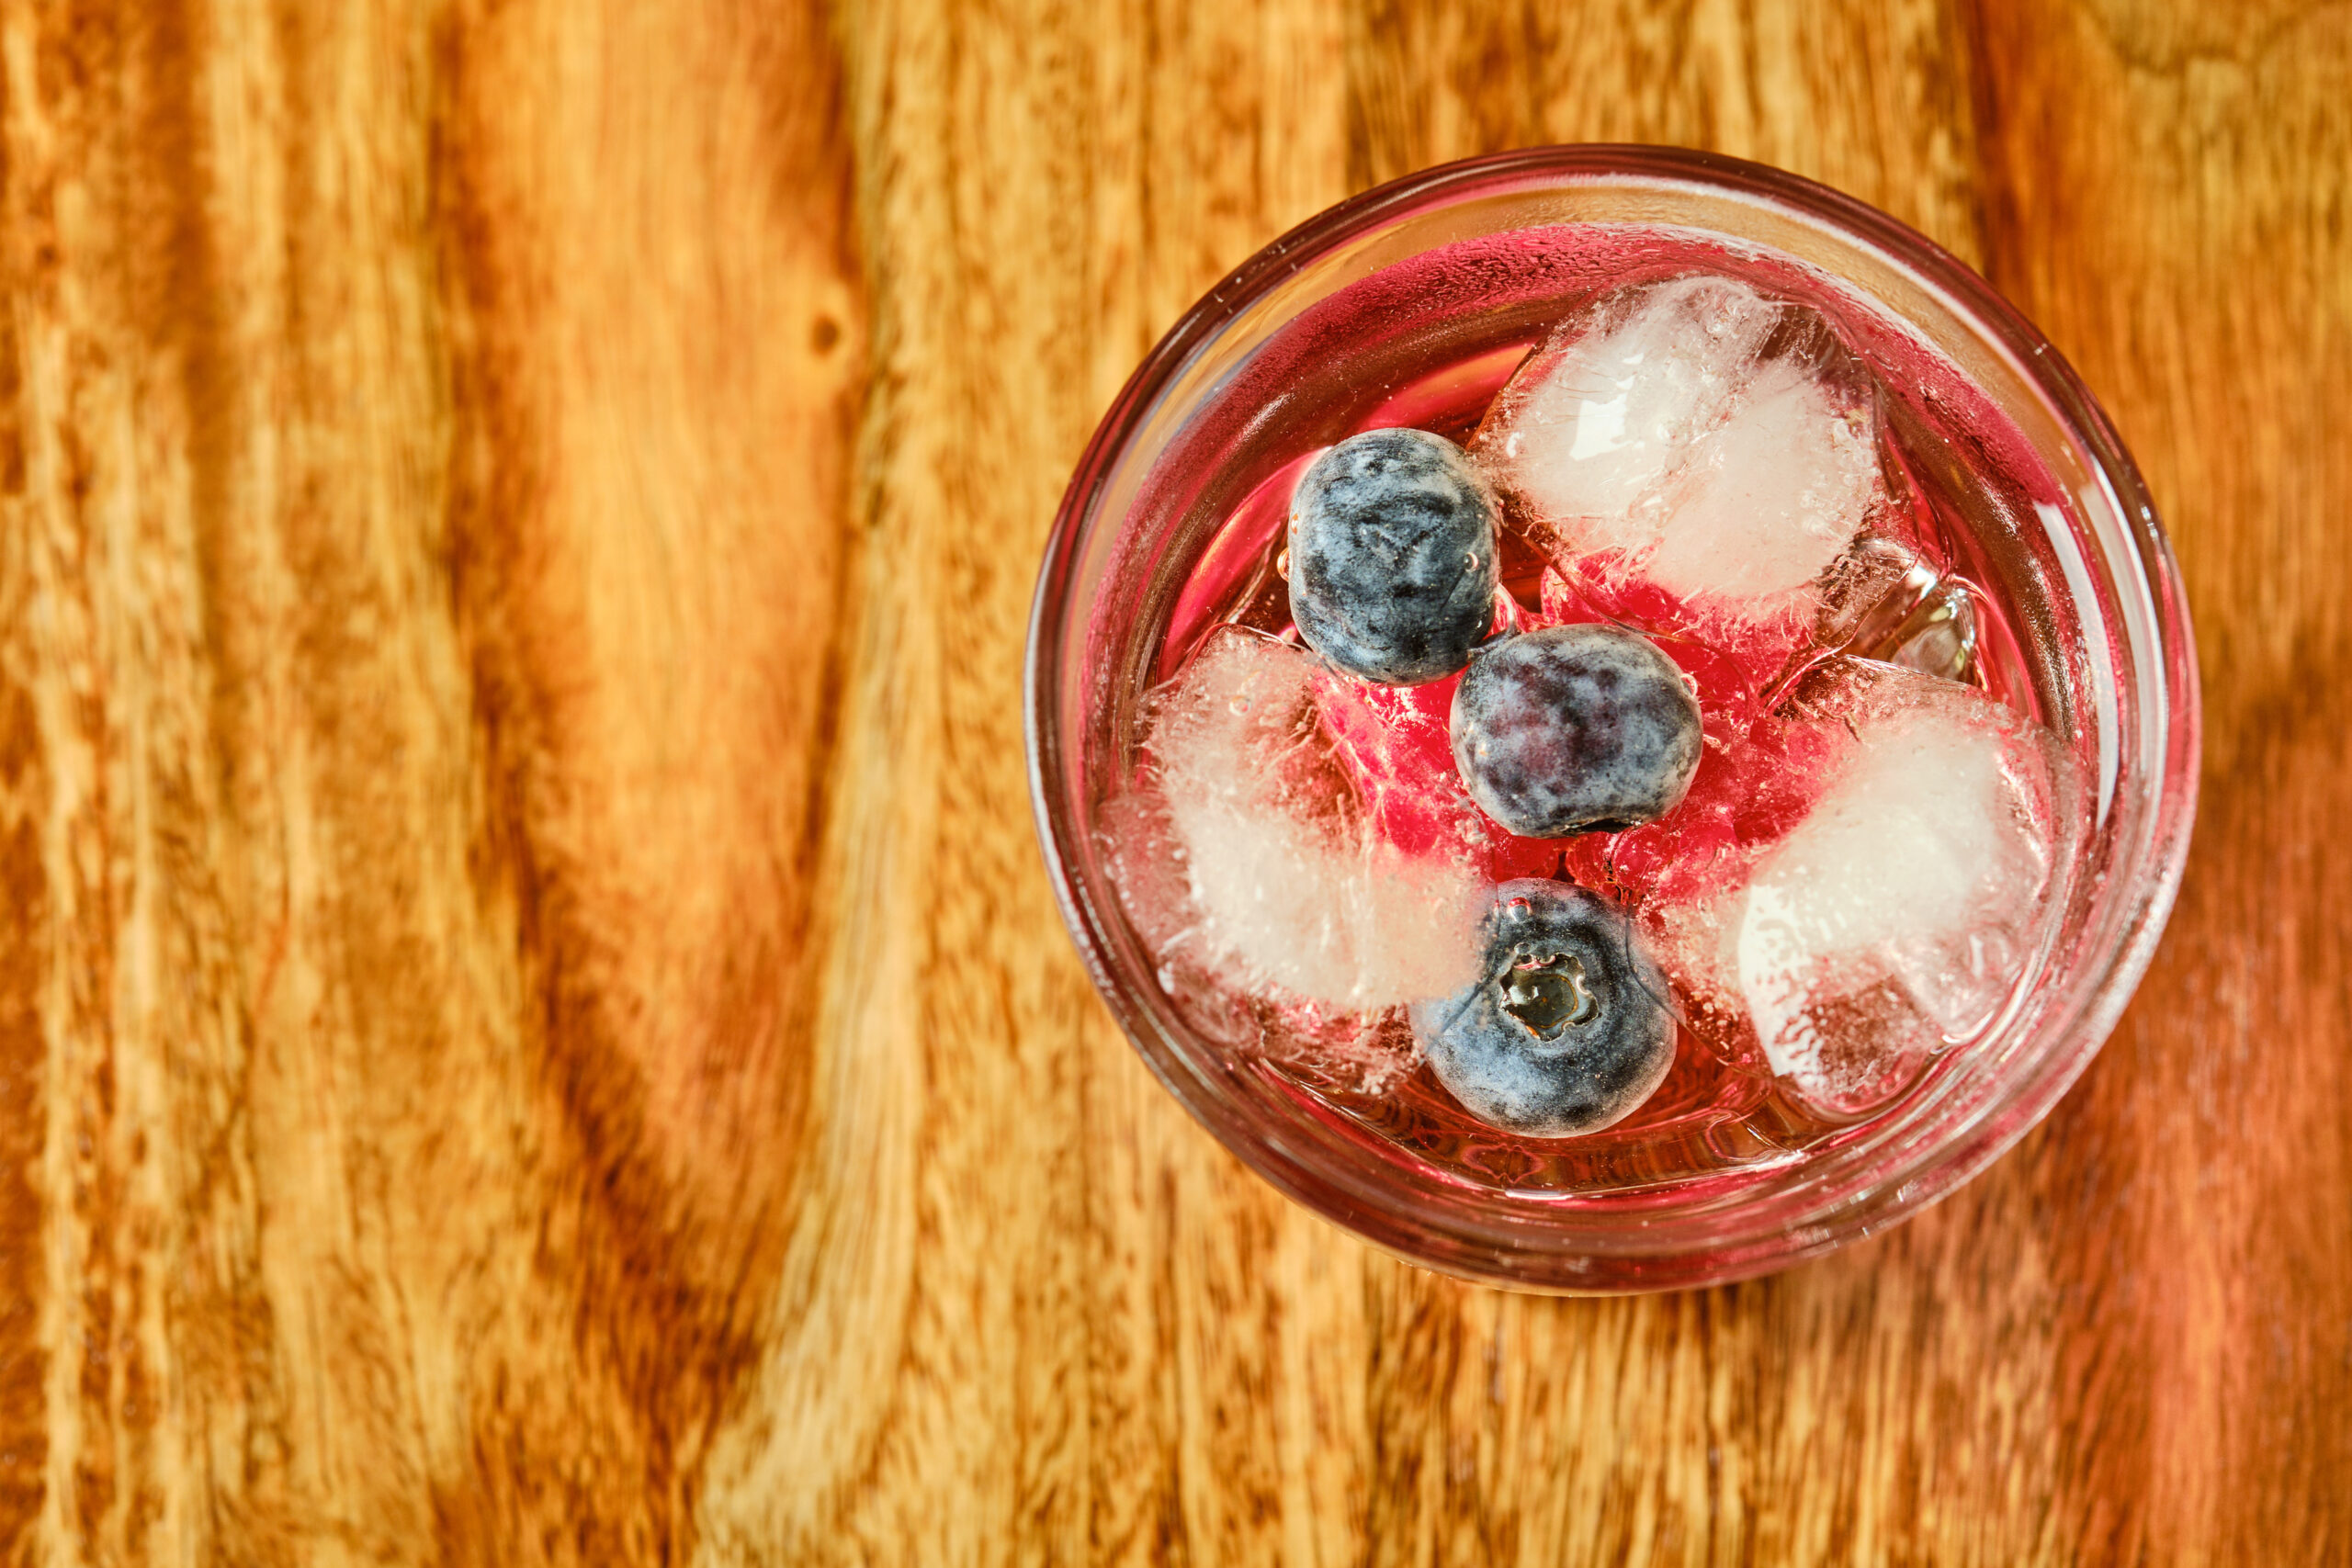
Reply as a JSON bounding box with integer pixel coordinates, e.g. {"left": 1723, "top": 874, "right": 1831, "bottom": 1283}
{"left": 1026, "top": 144, "right": 2201, "bottom": 1292}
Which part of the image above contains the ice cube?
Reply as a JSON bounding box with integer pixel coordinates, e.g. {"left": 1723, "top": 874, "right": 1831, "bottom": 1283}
{"left": 1141, "top": 629, "right": 1484, "bottom": 1011}
{"left": 1476, "top": 277, "right": 1780, "bottom": 546}
{"left": 1814, "top": 534, "right": 1932, "bottom": 649}
{"left": 1476, "top": 276, "right": 1769, "bottom": 526}
{"left": 1813, "top": 534, "right": 1980, "bottom": 683}
{"left": 1882, "top": 581, "right": 1979, "bottom": 683}
{"left": 1474, "top": 276, "right": 1882, "bottom": 623}
{"left": 1724, "top": 676, "right": 2064, "bottom": 1108}
{"left": 1253, "top": 1002, "right": 1423, "bottom": 1096}
{"left": 1646, "top": 356, "right": 1880, "bottom": 609}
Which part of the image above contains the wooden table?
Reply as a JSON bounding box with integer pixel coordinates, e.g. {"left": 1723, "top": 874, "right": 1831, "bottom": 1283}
{"left": 3, "top": 0, "right": 2345, "bottom": 1562}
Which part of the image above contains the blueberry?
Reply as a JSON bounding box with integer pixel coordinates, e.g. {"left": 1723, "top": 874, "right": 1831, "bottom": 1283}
{"left": 1450, "top": 624, "right": 1702, "bottom": 837}
{"left": 1288, "top": 428, "right": 1500, "bottom": 685}
{"left": 1409, "top": 881, "right": 1676, "bottom": 1137}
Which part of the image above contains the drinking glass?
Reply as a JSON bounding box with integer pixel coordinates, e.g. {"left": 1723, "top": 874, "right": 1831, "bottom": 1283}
{"left": 1024, "top": 146, "right": 2199, "bottom": 1292}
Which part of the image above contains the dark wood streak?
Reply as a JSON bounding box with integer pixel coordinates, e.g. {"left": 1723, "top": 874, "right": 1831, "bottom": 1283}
{"left": 0, "top": 677, "right": 45, "bottom": 1561}
{"left": 131, "top": 0, "right": 297, "bottom": 1559}
{"left": 6, "top": 3, "right": 160, "bottom": 1556}
{"left": 0, "top": 39, "right": 48, "bottom": 1545}
{"left": 435, "top": 0, "right": 863, "bottom": 1558}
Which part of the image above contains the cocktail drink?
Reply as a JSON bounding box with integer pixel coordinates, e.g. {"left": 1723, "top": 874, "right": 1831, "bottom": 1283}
{"left": 1028, "top": 150, "right": 2197, "bottom": 1291}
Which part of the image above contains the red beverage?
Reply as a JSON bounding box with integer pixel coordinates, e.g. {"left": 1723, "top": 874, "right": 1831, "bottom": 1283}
{"left": 1116, "top": 225, "right": 2078, "bottom": 1201}
{"left": 1031, "top": 149, "right": 2195, "bottom": 1288}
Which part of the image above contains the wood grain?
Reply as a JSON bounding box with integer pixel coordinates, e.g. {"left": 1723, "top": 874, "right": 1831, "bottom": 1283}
{"left": 0, "top": 0, "right": 2346, "bottom": 1562}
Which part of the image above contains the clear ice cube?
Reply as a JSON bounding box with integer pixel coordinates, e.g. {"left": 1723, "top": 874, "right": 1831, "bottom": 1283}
{"left": 1814, "top": 534, "right": 1980, "bottom": 684}
{"left": 1814, "top": 535, "right": 1929, "bottom": 648}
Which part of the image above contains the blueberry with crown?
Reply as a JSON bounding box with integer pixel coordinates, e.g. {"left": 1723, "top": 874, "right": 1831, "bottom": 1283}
{"left": 1411, "top": 881, "right": 1677, "bottom": 1137}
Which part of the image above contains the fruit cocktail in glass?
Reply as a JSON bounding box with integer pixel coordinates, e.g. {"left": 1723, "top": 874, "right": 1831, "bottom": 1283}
{"left": 1026, "top": 147, "right": 2198, "bottom": 1292}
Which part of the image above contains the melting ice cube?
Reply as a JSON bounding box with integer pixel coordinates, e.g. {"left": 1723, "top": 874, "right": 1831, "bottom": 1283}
{"left": 1650, "top": 357, "right": 1880, "bottom": 606}
{"left": 1140, "top": 629, "right": 1483, "bottom": 1011}
{"left": 1474, "top": 276, "right": 1883, "bottom": 622}
{"left": 1477, "top": 276, "right": 1778, "bottom": 534}
{"left": 1725, "top": 673, "right": 2064, "bottom": 1109}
